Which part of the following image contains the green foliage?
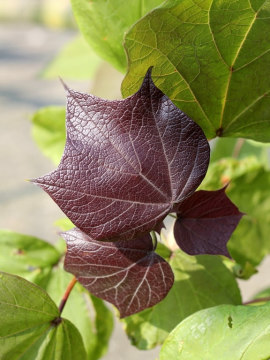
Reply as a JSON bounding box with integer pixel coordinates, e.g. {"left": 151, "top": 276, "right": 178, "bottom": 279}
{"left": 210, "top": 138, "right": 269, "bottom": 165}
{"left": 0, "top": 231, "right": 113, "bottom": 360}
{"left": 0, "top": 230, "right": 60, "bottom": 283}
{"left": 70, "top": 0, "right": 164, "bottom": 72}
{"left": 32, "top": 106, "right": 66, "bottom": 165}
{"left": 122, "top": 0, "right": 270, "bottom": 142}
{"left": 122, "top": 250, "right": 241, "bottom": 349}
{"left": 160, "top": 303, "right": 270, "bottom": 360}
{"left": 42, "top": 36, "right": 101, "bottom": 80}
{"left": 0, "top": 272, "right": 87, "bottom": 360}
{"left": 37, "top": 265, "right": 113, "bottom": 360}
{"left": 201, "top": 158, "right": 270, "bottom": 270}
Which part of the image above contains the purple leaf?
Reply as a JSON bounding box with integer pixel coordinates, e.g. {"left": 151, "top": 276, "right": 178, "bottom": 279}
{"left": 33, "top": 68, "right": 210, "bottom": 242}
{"left": 63, "top": 228, "right": 174, "bottom": 318}
{"left": 174, "top": 187, "right": 244, "bottom": 257}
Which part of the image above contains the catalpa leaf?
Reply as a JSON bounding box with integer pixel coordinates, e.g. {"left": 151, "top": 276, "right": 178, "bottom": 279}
{"left": 33, "top": 68, "right": 210, "bottom": 242}
{"left": 174, "top": 188, "right": 243, "bottom": 257}
{"left": 63, "top": 228, "right": 174, "bottom": 318}
{"left": 122, "top": 0, "right": 270, "bottom": 142}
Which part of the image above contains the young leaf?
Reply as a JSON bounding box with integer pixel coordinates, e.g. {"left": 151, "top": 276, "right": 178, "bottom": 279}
{"left": 174, "top": 188, "right": 243, "bottom": 256}
{"left": 70, "top": 0, "right": 164, "bottom": 71}
{"left": 122, "top": 250, "right": 241, "bottom": 350}
{"left": 33, "top": 69, "right": 210, "bottom": 242}
{"left": 0, "top": 272, "right": 87, "bottom": 360}
{"left": 32, "top": 106, "right": 66, "bottom": 165}
{"left": 201, "top": 158, "right": 270, "bottom": 268}
{"left": 63, "top": 228, "right": 174, "bottom": 318}
{"left": 122, "top": 0, "right": 270, "bottom": 142}
{"left": 160, "top": 303, "right": 270, "bottom": 360}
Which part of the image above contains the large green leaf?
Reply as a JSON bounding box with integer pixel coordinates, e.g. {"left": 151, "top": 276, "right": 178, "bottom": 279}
{"left": 0, "top": 272, "right": 87, "bottom": 360}
{"left": 160, "top": 303, "right": 270, "bottom": 360}
{"left": 0, "top": 230, "right": 60, "bottom": 283}
{"left": 122, "top": 0, "right": 270, "bottom": 142}
{"left": 37, "top": 265, "right": 113, "bottom": 360}
{"left": 201, "top": 158, "right": 270, "bottom": 268}
{"left": 42, "top": 36, "right": 101, "bottom": 80}
{"left": 122, "top": 250, "right": 241, "bottom": 350}
{"left": 70, "top": 0, "right": 164, "bottom": 72}
{"left": 32, "top": 106, "right": 65, "bottom": 165}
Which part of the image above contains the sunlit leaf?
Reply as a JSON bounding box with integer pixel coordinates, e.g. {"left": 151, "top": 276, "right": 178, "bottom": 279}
{"left": 33, "top": 69, "right": 210, "bottom": 242}
{"left": 122, "top": 0, "right": 270, "bottom": 141}
{"left": 122, "top": 250, "right": 241, "bottom": 349}
{"left": 63, "top": 228, "right": 174, "bottom": 317}
{"left": 160, "top": 303, "right": 270, "bottom": 360}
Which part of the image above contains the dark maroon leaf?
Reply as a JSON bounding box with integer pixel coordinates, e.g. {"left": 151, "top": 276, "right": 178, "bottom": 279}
{"left": 63, "top": 228, "right": 174, "bottom": 318}
{"left": 32, "top": 68, "right": 210, "bottom": 242}
{"left": 174, "top": 187, "right": 244, "bottom": 257}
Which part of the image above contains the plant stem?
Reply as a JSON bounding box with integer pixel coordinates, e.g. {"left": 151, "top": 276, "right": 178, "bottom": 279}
{"left": 243, "top": 296, "right": 270, "bottom": 306}
{"left": 232, "top": 138, "right": 245, "bottom": 158}
{"left": 151, "top": 231, "right": 158, "bottom": 251}
{"left": 58, "top": 276, "right": 77, "bottom": 314}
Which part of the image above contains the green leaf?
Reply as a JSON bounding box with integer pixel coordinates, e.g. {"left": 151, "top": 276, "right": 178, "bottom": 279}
{"left": 32, "top": 106, "right": 65, "bottom": 164}
{"left": 210, "top": 138, "right": 270, "bottom": 164}
{"left": 36, "top": 264, "right": 113, "bottom": 360}
{"left": 70, "top": 0, "right": 164, "bottom": 72}
{"left": 42, "top": 36, "right": 101, "bottom": 80}
{"left": 0, "top": 272, "right": 87, "bottom": 360}
{"left": 0, "top": 230, "right": 60, "bottom": 283}
{"left": 54, "top": 218, "right": 75, "bottom": 231}
{"left": 122, "top": 0, "right": 270, "bottom": 142}
{"left": 201, "top": 158, "right": 270, "bottom": 268}
{"left": 122, "top": 251, "right": 241, "bottom": 350}
{"left": 160, "top": 303, "right": 270, "bottom": 360}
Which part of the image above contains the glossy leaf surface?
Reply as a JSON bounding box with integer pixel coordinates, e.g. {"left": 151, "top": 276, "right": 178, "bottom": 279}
{"left": 63, "top": 228, "right": 174, "bottom": 317}
{"left": 160, "top": 303, "right": 270, "bottom": 360}
{"left": 122, "top": 250, "right": 241, "bottom": 349}
{"left": 70, "top": 0, "right": 164, "bottom": 71}
{"left": 174, "top": 188, "right": 243, "bottom": 256}
{"left": 33, "top": 69, "right": 209, "bottom": 242}
{"left": 122, "top": 0, "right": 270, "bottom": 141}
{"left": 0, "top": 272, "right": 86, "bottom": 360}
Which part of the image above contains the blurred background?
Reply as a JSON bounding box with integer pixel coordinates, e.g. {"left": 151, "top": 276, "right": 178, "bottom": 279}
{"left": 0, "top": 1, "right": 269, "bottom": 359}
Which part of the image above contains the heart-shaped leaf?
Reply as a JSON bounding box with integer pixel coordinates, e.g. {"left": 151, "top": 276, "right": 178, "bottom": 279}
{"left": 122, "top": 0, "right": 270, "bottom": 142}
{"left": 33, "top": 69, "right": 210, "bottom": 242}
{"left": 160, "top": 303, "right": 270, "bottom": 360}
{"left": 0, "top": 272, "right": 87, "bottom": 360}
{"left": 63, "top": 228, "right": 174, "bottom": 318}
{"left": 174, "top": 188, "right": 243, "bottom": 256}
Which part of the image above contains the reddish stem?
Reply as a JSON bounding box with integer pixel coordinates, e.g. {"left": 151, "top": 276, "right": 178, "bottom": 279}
{"left": 243, "top": 296, "right": 270, "bottom": 306}
{"left": 58, "top": 276, "right": 77, "bottom": 314}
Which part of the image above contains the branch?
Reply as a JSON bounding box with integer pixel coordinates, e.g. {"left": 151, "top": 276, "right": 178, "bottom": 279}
{"left": 58, "top": 276, "right": 77, "bottom": 314}
{"left": 243, "top": 296, "right": 270, "bottom": 306}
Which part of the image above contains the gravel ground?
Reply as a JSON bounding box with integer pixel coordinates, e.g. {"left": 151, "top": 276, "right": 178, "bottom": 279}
{"left": 0, "top": 22, "right": 270, "bottom": 360}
